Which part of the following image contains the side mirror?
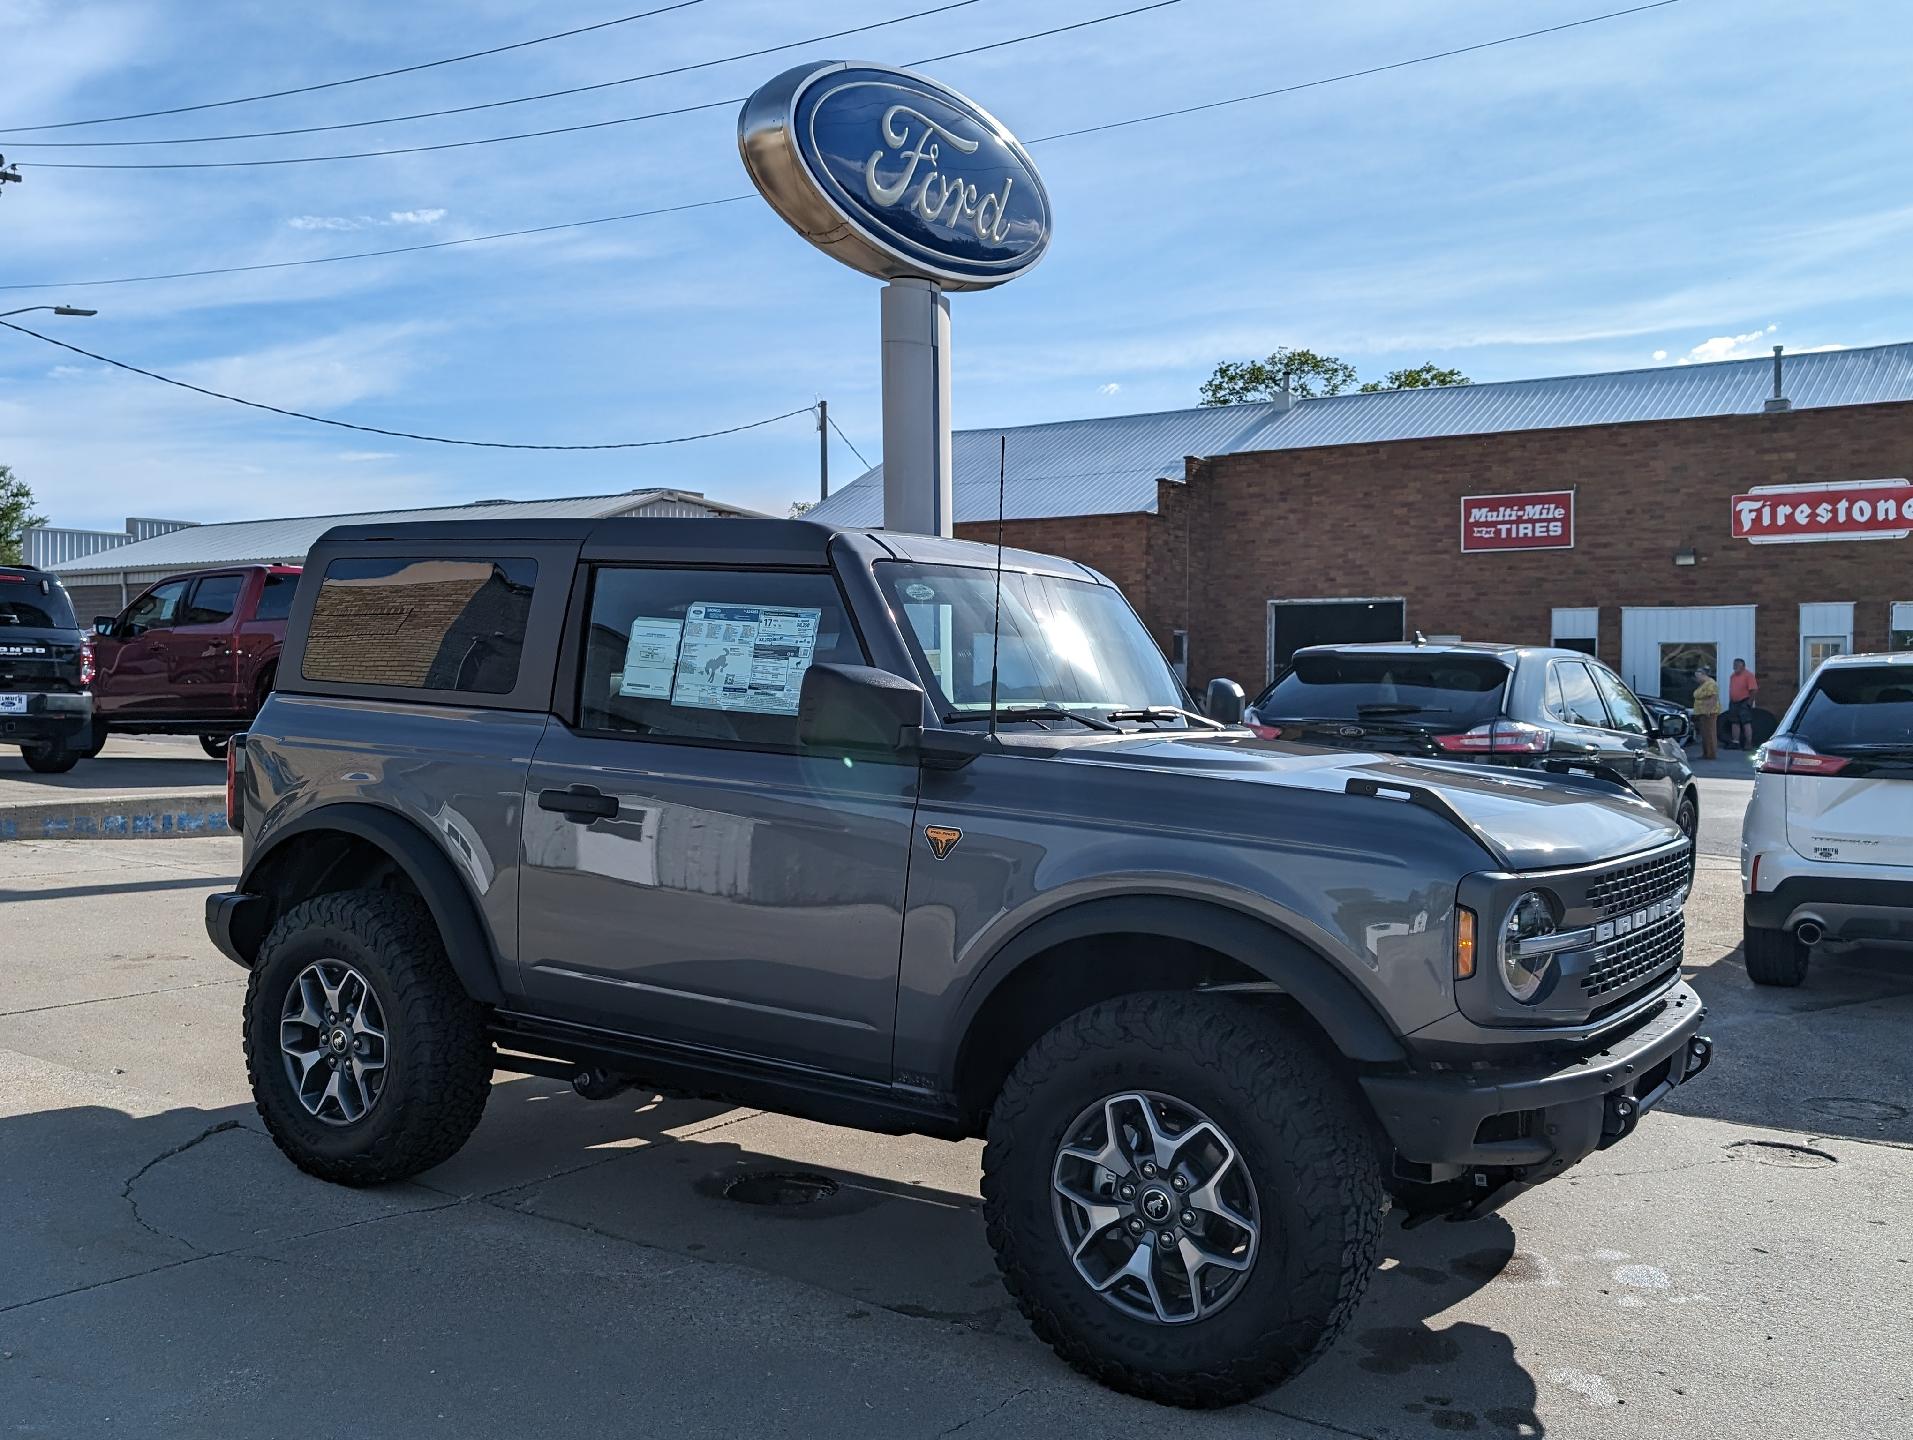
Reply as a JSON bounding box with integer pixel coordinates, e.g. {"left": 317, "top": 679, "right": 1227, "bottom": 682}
{"left": 1204, "top": 677, "right": 1246, "bottom": 726}
{"left": 1658, "top": 710, "right": 1691, "bottom": 742}
{"left": 92, "top": 617, "right": 116, "bottom": 637}
{"left": 797, "top": 663, "right": 926, "bottom": 754}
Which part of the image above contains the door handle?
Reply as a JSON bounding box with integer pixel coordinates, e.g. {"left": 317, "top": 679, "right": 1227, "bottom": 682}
{"left": 538, "top": 785, "right": 619, "bottom": 822}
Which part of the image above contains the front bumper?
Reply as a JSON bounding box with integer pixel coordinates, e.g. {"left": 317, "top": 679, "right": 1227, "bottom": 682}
{"left": 1362, "top": 981, "right": 1711, "bottom": 1187}
{"left": 0, "top": 692, "right": 91, "bottom": 747}
{"left": 1746, "top": 876, "right": 1913, "bottom": 946}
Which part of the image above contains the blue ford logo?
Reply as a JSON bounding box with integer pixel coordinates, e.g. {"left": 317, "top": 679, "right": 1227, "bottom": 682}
{"left": 740, "top": 63, "right": 1051, "bottom": 291}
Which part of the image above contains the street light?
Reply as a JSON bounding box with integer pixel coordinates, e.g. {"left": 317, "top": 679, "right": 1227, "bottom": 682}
{"left": 0, "top": 305, "right": 97, "bottom": 318}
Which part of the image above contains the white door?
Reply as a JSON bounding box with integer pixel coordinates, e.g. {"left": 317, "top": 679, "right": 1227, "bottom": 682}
{"left": 1798, "top": 602, "right": 1854, "bottom": 684}
{"left": 1621, "top": 605, "right": 1757, "bottom": 707}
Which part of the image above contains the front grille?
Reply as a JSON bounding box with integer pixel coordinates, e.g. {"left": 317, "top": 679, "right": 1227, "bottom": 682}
{"left": 1582, "top": 914, "right": 1685, "bottom": 999}
{"left": 1585, "top": 847, "right": 1690, "bottom": 917}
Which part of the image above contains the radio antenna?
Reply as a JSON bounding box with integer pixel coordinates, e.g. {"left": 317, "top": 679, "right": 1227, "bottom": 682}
{"left": 987, "top": 432, "right": 1006, "bottom": 740}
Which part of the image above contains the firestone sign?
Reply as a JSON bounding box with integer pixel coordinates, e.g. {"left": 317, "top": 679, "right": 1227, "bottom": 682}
{"left": 1460, "top": 489, "right": 1575, "bottom": 553}
{"left": 1730, "top": 478, "right": 1913, "bottom": 544}
{"left": 738, "top": 62, "right": 1052, "bottom": 290}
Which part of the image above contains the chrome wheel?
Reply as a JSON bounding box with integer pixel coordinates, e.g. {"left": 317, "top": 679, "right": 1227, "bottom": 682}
{"left": 279, "top": 959, "right": 388, "bottom": 1126}
{"left": 1051, "top": 1090, "right": 1260, "bottom": 1325}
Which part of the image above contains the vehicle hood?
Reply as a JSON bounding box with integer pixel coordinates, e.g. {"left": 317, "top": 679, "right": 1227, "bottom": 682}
{"left": 1050, "top": 732, "right": 1681, "bottom": 871}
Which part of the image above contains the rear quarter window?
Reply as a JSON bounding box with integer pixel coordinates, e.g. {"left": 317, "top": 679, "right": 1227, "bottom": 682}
{"left": 0, "top": 575, "right": 77, "bottom": 631}
{"left": 1257, "top": 652, "right": 1510, "bottom": 725}
{"left": 301, "top": 556, "right": 536, "bottom": 694}
{"left": 1793, "top": 667, "right": 1913, "bottom": 749}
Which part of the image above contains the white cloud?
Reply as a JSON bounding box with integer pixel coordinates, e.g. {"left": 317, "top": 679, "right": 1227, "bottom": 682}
{"left": 1669, "top": 324, "right": 1844, "bottom": 366}
{"left": 1098, "top": 382, "right": 1121, "bottom": 395}
{"left": 1652, "top": 349, "right": 1668, "bottom": 361}
{"left": 286, "top": 209, "right": 446, "bottom": 232}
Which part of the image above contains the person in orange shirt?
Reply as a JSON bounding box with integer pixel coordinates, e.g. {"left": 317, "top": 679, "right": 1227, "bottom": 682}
{"left": 1725, "top": 657, "right": 1758, "bottom": 749}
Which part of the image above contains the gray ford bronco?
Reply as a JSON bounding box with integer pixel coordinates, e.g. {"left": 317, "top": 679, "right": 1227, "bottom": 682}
{"left": 208, "top": 517, "right": 1712, "bottom": 1407}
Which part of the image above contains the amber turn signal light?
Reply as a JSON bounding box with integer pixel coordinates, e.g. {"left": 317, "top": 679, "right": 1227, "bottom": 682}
{"left": 1456, "top": 907, "right": 1478, "bottom": 980}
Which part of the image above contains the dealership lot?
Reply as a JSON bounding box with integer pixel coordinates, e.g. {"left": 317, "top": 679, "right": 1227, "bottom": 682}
{"left": 2, "top": 826, "right": 1909, "bottom": 1439}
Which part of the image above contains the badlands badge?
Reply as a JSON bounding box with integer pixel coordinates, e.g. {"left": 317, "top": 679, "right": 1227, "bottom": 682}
{"left": 924, "top": 825, "right": 963, "bottom": 860}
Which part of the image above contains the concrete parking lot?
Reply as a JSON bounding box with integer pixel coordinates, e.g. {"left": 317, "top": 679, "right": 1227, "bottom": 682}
{"left": 3, "top": 814, "right": 1909, "bottom": 1436}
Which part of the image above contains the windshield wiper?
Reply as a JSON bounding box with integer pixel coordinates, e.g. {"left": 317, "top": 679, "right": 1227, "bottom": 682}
{"left": 944, "top": 705, "right": 1120, "bottom": 732}
{"left": 1103, "top": 706, "right": 1226, "bottom": 730}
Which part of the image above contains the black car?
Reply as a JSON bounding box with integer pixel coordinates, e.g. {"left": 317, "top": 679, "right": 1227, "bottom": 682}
{"left": 0, "top": 564, "right": 94, "bottom": 773}
{"left": 1245, "top": 641, "right": 1699, "bottom": 842}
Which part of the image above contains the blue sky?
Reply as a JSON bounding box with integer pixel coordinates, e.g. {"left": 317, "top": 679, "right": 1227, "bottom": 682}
{"left": 2, "top": 0, "right": 1907, "bottom": 530}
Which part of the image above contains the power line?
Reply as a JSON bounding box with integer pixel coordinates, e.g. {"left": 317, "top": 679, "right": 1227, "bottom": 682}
{"left": 827, "top": 411, "right": 872, "bottom": 471}
{"left": 0, "top": 196, "right": 757, "bottom": 292}
{"left": 2, "top": 1, "right": 709, "bottom": 133}
{"left": 1030, "top": 0, "right": 1685, "bottom": 142}
{"left": 0, "top": 319, "right": 817, "bottom": 450}
{"left": 2, "top": 0, "right": 1684, "bottom": 289}
{"left": 10, "top": 0, "right": 1176, "bottom": 170}
{"left": 9, "top": 0, "right": 991, "bottom": 151}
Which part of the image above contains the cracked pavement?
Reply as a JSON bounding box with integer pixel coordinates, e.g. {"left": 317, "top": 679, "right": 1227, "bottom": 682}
{"left": 2, "top": 831, "right": 1911, "bottom": 1438}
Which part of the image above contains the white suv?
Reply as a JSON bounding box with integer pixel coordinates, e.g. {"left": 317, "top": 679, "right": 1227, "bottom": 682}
{"left": 1741, "top": 652, "right": 1913, "bottom": 985}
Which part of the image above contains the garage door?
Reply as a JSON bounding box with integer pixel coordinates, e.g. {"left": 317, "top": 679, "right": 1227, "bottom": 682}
{"left": 1266, "top": 597, "right": 1405, "bottom": 678}
{"left": 1620, "top": 605, "right": 1756, "bottom": 705}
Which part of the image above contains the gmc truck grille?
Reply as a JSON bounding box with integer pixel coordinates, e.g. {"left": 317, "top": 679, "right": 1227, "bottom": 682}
{"left": 1585, "top": 848, "right": 1690, "bottom": 918}
{"left": 1582, "top": 914, "right": 1685, "bottom": 1000}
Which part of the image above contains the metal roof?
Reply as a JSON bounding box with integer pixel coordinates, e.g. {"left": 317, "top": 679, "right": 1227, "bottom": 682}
{"left": 49, "top": 489, "right": 760, "bottom": 580}
{"left": 809, "top": 341, "right": 1913, "bottom": 525}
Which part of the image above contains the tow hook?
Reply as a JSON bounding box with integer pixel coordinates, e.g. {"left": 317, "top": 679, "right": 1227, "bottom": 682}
{"left": 1602, "top": 1092, "right": 1641, "bottom": 1144}
{"left": 1687, "top": 1034, "right": 1714, "bottom": 1081}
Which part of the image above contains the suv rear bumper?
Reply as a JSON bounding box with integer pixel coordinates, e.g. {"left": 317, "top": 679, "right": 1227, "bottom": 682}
{"left": 1746, "top": 876, "right": 1913, "bottom": 946}
{"left": 1, "top": 692, "right": 92, "bottom": 748}
{"left": 1361, "top": 981, "right": 1711, "bottom": 1183}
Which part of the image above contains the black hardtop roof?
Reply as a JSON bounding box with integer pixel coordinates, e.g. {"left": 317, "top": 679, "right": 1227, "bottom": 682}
{"left": 312, "top": 515, "right": 1107, "bottom": 580}
{"left": 0, "top": 563, "right": 57, "bottom": 578}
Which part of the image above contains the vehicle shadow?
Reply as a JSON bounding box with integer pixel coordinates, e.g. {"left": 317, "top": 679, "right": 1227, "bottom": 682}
{"left": 1, "top": 1081, "right": 1547, "bottom": 1432}
{"left": 1669, "top": 939, "right": 1913, "bottom": 1145}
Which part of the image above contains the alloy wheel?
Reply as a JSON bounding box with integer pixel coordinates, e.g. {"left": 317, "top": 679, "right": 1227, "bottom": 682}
{"left": 279, "top": 959, "right": 389, "bottom": 1126}
{"left": 1051, "top": 1090, "right": 1260, "bottom": 1325}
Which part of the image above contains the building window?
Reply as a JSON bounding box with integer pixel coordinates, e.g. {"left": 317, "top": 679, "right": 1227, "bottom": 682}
{"left": 1169, "top": 628, "right": 1189, "bottom": 682}
{"left": 1550, "top": 606, "right": 1598, "bottom": 659}
{"left": 1893, "top": 601, "right": 1913, "bottom": 652}
{"left": 1802, "top": 635, "right": 1847, "bottom": 681}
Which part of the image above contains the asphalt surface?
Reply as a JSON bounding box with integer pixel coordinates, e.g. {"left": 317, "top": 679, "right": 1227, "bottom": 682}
{"left": 2, "top": 838, "right": 1909, "bottom": 1438}
{"left": 0, "top": 734, "right": 221, "bottom": 807}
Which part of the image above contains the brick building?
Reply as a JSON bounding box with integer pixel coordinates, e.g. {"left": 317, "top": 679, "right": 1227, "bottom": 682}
{"left": 810, "top": 343, "right": 1913, "bottom": 720}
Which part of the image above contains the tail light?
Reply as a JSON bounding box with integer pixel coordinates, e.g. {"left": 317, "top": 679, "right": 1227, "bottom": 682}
{"left": 1435, "top": 719, "right": 1552, "bottom": 754}
{"left": 1242, "top": 706, "right": 1283, "bottom": 740}
{"left": 78, "top": 639, "right": 95, "bottom": 688}
{"left": 225, "top": 737, "right": 245, "bottom": 832}
{"left": 1757, "top": 735, "right": 1849, "bottom": 775}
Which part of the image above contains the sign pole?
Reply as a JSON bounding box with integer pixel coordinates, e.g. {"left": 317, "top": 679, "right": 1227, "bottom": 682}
{"left": 879, "top": 278, "right": 954, "bottom": 537}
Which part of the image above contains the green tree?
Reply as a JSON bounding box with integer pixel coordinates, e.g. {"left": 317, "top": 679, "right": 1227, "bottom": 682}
{"left": 0, "top": 464, "right": 46, "bottom": 566}
{"left": 1358, "top": 363, "right": 1472, "bottom": 393}
{"left": 1199, "top": 347, "right": 1358, "bottom": 405}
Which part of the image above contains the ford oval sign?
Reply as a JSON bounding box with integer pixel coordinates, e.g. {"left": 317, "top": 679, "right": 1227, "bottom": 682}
{"left": 739, "top": 62, "right": 1051, "bottom": 291}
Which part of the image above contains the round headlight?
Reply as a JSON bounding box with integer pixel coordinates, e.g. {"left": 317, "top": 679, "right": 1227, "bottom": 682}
{"left": 1500, "top": 890, "right": 1559, "bottom": 1003}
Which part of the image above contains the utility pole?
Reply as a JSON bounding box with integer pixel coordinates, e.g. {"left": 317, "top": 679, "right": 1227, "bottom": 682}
{"left": 0, "top": 155, "right": 23, "bottom": 195}
{"left": 817, "top": 399, "right": 829, "bottom": 501}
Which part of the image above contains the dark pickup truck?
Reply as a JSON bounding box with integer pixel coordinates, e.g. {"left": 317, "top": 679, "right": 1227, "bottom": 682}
{"left": 89, "top": 564, "right": 300, "bottom": 758}
{"left": 208, "top": 518, "right": 1711, "bottom": 1407}
{"left": 1, "top": 563, "right": 93, "bottom": 772}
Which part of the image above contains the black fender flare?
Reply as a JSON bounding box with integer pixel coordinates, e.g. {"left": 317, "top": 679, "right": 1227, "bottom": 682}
{"left": 238, "top": 802, "right": 505, "bottom": 1006}
{"left": 947, "top": 894, "right": 1408, "bottom": 1081}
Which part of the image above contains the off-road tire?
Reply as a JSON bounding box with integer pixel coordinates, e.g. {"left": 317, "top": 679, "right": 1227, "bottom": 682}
{"left": 244, "top": 890, "right": 491, "bottom": 1185}
{"left": 982, "top": 992, "right": 1386, "bottom": 1408}
{"left": 1744, "top": 924, "right": 1810, "bottom": 987}
{"left": 20, "top": 743, "right": 81, "bottom": 774}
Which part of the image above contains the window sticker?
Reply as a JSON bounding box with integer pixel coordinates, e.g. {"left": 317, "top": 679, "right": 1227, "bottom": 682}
{"left": 672, "top": 603, "right": 821, "bottom": 714}
{"left": 617, "top": 617, "right": 685, "bottom": 698}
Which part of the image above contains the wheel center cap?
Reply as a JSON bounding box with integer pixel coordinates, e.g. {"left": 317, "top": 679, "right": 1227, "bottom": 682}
{"left": 328, "top": 1028, "right": 350, "bottom": 1054}
{"left": 1139, "top": 1187, "right": 1173, "bottom": 1223}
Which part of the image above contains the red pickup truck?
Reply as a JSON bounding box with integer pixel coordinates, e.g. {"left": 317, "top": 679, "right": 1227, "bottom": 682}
{"left": 87, "top": 564, "right": 300, "bottom": 758}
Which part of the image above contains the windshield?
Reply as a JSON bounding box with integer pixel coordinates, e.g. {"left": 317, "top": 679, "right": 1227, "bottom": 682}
{"left": 1793, "top": 665, "right": 1913, "bottom": 751}
{"left": 0, "top": 573, "right": 78, "bottom": 631}
{"left": 877, "top": 561, "right": 1183, "bottom": 717}
{"left": 1255, "top": 652, "right": 1510, "bottom": 724}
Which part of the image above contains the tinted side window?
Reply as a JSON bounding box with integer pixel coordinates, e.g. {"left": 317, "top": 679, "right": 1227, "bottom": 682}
{"left": 183, "top": 573, "right": 244, "bottom": 626}
{"left": 1550, "top": 662, "right": 1610, "bottom": 728}
{"left": 301, "top": 556, "right": 537, "bottom": 693}
{"left": 579, "top": 567, "right": 863, "bottom": 749}
{"left": 124, "top": 580, "right": 189, "bottom": 635}
{"left": 253, "top": 572, "right": 299, "bottom": 622}
{"left": 1591, "top": 665, "right": 1649, "bottom": 735}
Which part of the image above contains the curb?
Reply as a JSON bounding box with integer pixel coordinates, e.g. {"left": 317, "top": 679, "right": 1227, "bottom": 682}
{"left": 0, "top": 789, "right": 229, "bottom": 842}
